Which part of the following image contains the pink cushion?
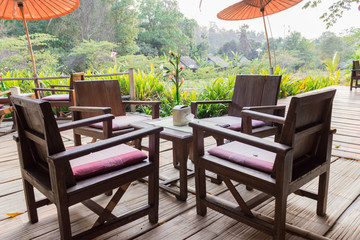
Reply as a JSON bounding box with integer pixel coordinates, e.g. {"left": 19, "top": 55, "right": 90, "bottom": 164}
{"left": 0, "top": 104, "right": 4, "bottom": 108}
{"left": 204, "top": 116, "right": 265, "bottom": 131}
{"left": 42, "top": 94, "right": 69, "bottom": 101}
{"left": 91, "top": 115, "right": 150, "bottom": 130}
{"left": 70, "top": 144, "right": 147, "bottom": 180}
{"left": 208, "top": 141, "right": 275, "bottom": 173}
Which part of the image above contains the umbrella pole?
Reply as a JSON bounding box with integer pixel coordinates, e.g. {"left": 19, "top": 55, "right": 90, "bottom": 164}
{"left": 18, "top": 3, "right": 41, "bottom": 89}
{"left": 261, "top": 9, "right": 273, "bottom": 74}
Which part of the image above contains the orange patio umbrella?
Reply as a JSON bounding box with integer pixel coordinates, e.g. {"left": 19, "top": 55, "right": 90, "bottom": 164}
{"left": 217, "top": 0, "right": 303, "bottom": 74}
{"left": 0, "top": 0, "right": 79, "bottom": 83}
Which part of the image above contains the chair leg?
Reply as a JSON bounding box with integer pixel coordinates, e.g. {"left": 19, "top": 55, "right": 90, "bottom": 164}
{"left": 195, "top": 164, "right": 207, "bottom": 216}
{"left": 317, "top": 171, "right": 329, "bottom": 216}
{"left": 148, "top": 171, "right": 159, "bottom": 223}
{"left": 23, "top": 180, "right": 39, "bottom": 223}
{"left": 274, "top": 192, "right": 287, "bottom": 240}
{"left": 56, "top": 203, "right": 72, "bottom": 239}
{"left": 211, "top": 137, "right": 224, "bottom": 184}
{"left": 135, "top": 138, "right": 142, "bottom": 150}
{"left": 74, "top": 133, "right": 82, "bottom": 146}
{"left": 351, "top": 79, "right": 354, "bottom": 91}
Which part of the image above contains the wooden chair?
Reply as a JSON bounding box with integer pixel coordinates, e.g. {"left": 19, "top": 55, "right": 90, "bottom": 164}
{"left": 190, "top": 88, "right": 336, "bottom": 240}
{"left": 71, "top": 79, "right": 161, "bottom": 146}
{"left": 33, "top": 72, "right": 85, "bottom": 118}
{"left": 191, "top": 75, "right": 284, "bottom": 143}
{"left": 0, "top": 90, "right": 13, "bottom": 134}
{"left": 11, "top": 95, "right": 162, "bottom": 240}
{"left": 350, "top": 60, "right": 360, "bottom": 90}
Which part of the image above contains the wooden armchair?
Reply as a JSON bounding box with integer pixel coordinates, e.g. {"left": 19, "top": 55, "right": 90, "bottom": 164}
{"left": 351, "top": 60, "right": 360, "bottom": 90}
{"left": 71, "top": 79, "right": 161, "bottom": 146}
{"left": 190, "top": 88, "right": 336, "bottom": 239}
{"left": 33, "top": 72, "right": 85, "bottom": 118}
{"left": 11, "top": 95, "right": 162, "bottom": 240}
{"left": 0, "top": 90, "right": 13, "bottom": 134}
{"left": 191, "top": 75, "right": 284, "bottom": 143}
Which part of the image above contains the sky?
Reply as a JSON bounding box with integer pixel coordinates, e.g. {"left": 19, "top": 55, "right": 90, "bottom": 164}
{"left": 177, "top": 0, "right": 360, "bottom": 39}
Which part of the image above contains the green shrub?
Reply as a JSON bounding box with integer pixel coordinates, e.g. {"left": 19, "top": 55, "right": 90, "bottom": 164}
{"left": 1, "top": 65, "right": 339, "bottom": 119}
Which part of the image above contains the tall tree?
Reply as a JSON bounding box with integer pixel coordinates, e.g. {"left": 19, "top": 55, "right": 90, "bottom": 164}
{"left": 137, "top": 0, "right": 191, "bottom": 55}
{"left": 317, "top": 31, "right": 346, "bottom": 60}
{"left": 111, "top": 0, "right": 139, "bottom": 55}
{"left": 304, "top": 0, "right": 360, "bottom": 28}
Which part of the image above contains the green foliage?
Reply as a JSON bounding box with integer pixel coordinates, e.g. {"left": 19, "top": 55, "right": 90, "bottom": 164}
{"left": 111, "top": 0, "right": 139, "bottom": 55}
{"left": 303, "top": 0, "right": 360, "bottom": 28}
{"left": 1, "top": 65, "right": 340, "bottom": 119}
{"left": 195, "top": 77, "right": 235, "bottom": 118}
{"left": 0, "top": 34, "right": 59, "bottom": 73}
{"left": 323, "top": 52, "right": 341, "bottom": 80}
{"left": 272, "top": 66, "right": 339, "bottom": 98}
{"left": 162, "top": 50, "right": 185, "bottom": 104}
{"left": 67, "top": 40, "right": 118, "bottom": 72}
{"left": 137, "top": 0, "right": 192, "bottom": 55}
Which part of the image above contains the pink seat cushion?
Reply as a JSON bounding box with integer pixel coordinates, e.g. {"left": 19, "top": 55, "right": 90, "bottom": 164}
{"left": 204, "top": 115, "right": 265, "bottom": 131}
{"left": 70, "top": 144, "right": 147, "bottom": 180}
{"left": 0, "top": 104, "right": 4, "bottom": 108}
{"left": 208, "top": 141, "right": 276, "bottom": 173}
{"left": 91, "top": 115, "right": 150, "bottom": 130}
{"left": 42, "top": 94, "right": 69, "bottom": 101}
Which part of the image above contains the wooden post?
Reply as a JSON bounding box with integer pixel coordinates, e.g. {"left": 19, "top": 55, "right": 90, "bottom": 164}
{"left": 129, "top": 68, "right": 136, "bottom": 112}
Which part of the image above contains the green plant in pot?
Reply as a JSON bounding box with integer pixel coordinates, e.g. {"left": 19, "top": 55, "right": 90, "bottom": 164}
{"left": 162, "top": 50, "right": 191, "bottom": 126}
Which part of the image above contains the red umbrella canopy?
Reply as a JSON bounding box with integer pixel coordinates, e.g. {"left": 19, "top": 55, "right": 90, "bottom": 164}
{"left": 0, "top": 0, "right": 79, "bottom": 20}
{"left": 217, "top": 0, "right": 303, "bottom": 20}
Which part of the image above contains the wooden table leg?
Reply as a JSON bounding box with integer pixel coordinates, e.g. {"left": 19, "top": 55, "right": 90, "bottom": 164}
{"left": 173, "top": 140, "right": 188, "bottom": 201}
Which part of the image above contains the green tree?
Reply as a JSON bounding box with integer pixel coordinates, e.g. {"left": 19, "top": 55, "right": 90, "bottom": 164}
{"left": 137, "top": 0, "right": 192, "bottom": 55}
{"left": 111, "top": 0, "right": 139, "bottom": 55}
{"left": 218, "top": 40, "right": 238, "bottom": 57}
{"left": 317, "top": 32, "right": 346, "bottom": 60}
{"left": 304, "top": 0, "right": 360, "bottom": 28}
{"left": 66, "top": 40, "right": 118, "bottom": 72}
{"left": 0, "top": 34, "right": 59, "bottom": 73}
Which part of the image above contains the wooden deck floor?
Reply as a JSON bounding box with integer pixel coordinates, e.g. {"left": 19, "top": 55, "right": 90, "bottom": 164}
{"left": 1, "top": 86, "right": 360, "bottom": 239}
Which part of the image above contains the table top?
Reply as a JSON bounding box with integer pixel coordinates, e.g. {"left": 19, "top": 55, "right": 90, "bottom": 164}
{"left": 130, "top": 117, "right": 227, "bottom": 143}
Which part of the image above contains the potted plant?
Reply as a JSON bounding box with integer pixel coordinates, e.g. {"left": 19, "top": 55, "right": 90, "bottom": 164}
{"left": 162, "top": 50, "right": 191, "bottom": 126}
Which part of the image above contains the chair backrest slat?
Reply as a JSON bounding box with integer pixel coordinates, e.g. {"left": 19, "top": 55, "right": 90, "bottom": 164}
{"left": 229, "top": 75, "right": 281, "bottom": 117}
{"left": 274, "top": 89, "right": 336, "bottom": 180}
{"left": 69, "top": 72, "right": 85, "bottom": 89}
{"left": 353, "top": 60, "right": 360, "bottom": 77}
{"left": 11, "top": 95, "right": 76, "bottom": 186}
{"left": 74, "top": 80, "right": 126, "bottom": 119}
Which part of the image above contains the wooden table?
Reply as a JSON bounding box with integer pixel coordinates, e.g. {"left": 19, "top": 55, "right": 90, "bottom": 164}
{"left": 132, "top": 118, "right": 228, "bottom": 201}
{"left": 131, "top": 118, "right": 193, "bottom": 201}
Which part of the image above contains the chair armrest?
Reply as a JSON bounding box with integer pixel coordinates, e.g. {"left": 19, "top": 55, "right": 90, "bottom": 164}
{"left": 0, "top": 90, "right": 11, "bottom": 97}
{"left": 241, "top": 110, "right": 286, "bottom": 125}
{"left": 69, "top": 106, "right": 112, "bottom": 114}
{"left": 58, "top": 113, "right": 114, "bottom": 132}
{"left": 49, "top": 126, "right": 163, "bottom": 163}
{"left": 33, "top": 88, "right": 74, "bottom": 93}
{"left": 191, "top": 100, "right": 232, "bottom": 118}
{"left": 123, "top": 100, "right": 161, "bottom": 119}
{"left": 241, "top": 109, "right": 285, "bottom": 135}
{"left": 243, "top": 105, "right": 285, "bottom": 111}
{"left": 123, "top": 100, "right": 161, "bottom": 106}
{"left": 50, "top": 85, "right": 70, "bottom": 88}
{"left": 189, "top": 120, "right": 291, "bottom": 154}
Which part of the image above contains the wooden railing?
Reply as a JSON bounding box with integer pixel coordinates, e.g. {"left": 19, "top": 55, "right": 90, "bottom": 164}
{"left": 0, "top": 68, "right": 136, "bottom": 110}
